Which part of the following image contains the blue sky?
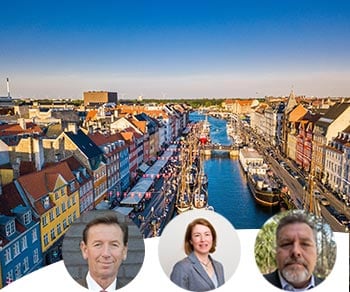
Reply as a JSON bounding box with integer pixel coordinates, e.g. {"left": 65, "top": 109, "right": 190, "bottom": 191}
{"left": 1, "top": 0, "right": 350, "bottom": 99}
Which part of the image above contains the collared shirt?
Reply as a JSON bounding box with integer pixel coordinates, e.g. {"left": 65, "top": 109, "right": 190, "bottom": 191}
{"left": 86, "top": 271, "right": 117, "bottom": 292}
{"left": 278, "top": 271, "right": 315, "bottom": 291}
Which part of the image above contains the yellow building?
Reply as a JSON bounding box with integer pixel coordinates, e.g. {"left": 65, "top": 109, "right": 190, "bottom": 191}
{"left": 16, "top": 162, "right": 80, "bottom": 253}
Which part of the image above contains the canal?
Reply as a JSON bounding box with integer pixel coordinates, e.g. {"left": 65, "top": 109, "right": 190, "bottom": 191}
{"left": 190, "top": 112, "right": 278, "bottom": 229}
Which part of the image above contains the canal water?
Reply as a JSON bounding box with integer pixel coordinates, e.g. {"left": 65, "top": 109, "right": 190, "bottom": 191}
{"left": 190, "top": 112, "right": 278, "bottom": 229}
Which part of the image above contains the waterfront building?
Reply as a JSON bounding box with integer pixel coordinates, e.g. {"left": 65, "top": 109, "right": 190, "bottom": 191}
{"left": 312, "top": 103, "right": 350, "bottom": 181}
{"left": 324, "top": 125, "right": 350, "bottom": 200}
{"left": 120, "top": 130, "right": 138, "bottom": 184}
{"left": 88, "top": 131, "right": 131, "bottom": 206}
{"left": 0, "top": 182, "right": 43, "bottom": 288}
{"left": 264, "top": 105, "right": 278, "bottom": 146}
{"left": 14, "top": 161, "right": 80, "bottom": 264}
{"left": 285, "top": 104, "right": 308, "bottom": 161}
{"left": 116, "top": 103, "right": 176, "bottom": 146}
{"left": 221, "top": 99, "right": 254, "bottom": 115}
{"left": 250, "top": 103, "right": 268, "bottom": 136}
{"left": 117, "top": 139, "right": 130, "bottom": 193}
{"left": 134, "top": 113, "right": 160, "bottom": 161}
{"left": 296, "top": 111, "right": 321, "bottom": 172}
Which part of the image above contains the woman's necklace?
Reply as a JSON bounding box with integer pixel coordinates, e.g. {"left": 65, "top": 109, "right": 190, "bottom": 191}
{"left": 199, "top": 259, "right": 211, "bottom": 270}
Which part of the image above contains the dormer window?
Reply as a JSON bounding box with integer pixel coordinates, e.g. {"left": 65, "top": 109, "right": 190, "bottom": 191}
{"left": 6, "top": 220, "right": 16, "bottom": 237}
{"left": 42, "top": 196, "right": 50, "bottom": 209}
{"left": 23, "top": 211, "right": 32, "bottom": 225}
{"left": 70, "top": 182, "right": 75, "bottom": 192}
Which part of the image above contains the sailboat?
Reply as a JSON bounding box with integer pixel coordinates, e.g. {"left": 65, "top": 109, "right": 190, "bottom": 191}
{"left": 175, "top": 145, "right": 192, "bottom": 213}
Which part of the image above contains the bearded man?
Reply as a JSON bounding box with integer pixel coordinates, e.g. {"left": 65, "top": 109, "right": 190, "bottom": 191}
{"left": 264, "top": 211, "right": 324, "bottom": 290}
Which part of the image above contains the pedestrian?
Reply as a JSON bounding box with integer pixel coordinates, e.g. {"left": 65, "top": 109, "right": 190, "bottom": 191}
{"left": 170, "top": 218, "right": 225, "bottom": 291}
{"left": 263, "top": 211, "right": 324, "bottom": 290}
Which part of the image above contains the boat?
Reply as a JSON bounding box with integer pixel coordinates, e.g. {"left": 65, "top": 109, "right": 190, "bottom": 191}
{"left": 238, "top": 147, "right": 264, "bottom": 172}
{"left": 247, "top": 173, "right": 280, "bottom": 207}
{"left": 192, "top": 150, "right": 210, "bottom": 210}
{"left": 176, "top": 122, "right": 212, "bottom": 213}
{"left": 176, "top": 146, "right": 192, "bottom": 214}
{"left": 239, "top": 146, "right": 281, "bottom": 207}
{"left": 198, "top": 114, "right": 211, "bottom": 145}
{"left": 246, "top": 164, "right": 281, "bottom": 207}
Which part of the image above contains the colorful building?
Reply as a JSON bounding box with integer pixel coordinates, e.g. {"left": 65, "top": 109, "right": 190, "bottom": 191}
{"left": 15, "top": 162, "right": 80, "bottom": 264}
{"left": 0, "top": 183, "right": 43, "bottom": 287}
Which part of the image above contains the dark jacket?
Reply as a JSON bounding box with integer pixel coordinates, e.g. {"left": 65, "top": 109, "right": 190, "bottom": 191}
{"left": 264, "top": 270, "right": 324, "bottom": 290}
{"left": 170, "top": 252, "right": 225, "bottom": 292}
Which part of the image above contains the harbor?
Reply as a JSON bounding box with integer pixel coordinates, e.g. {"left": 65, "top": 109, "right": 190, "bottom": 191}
{"left": 116, "top": 110, "right": 347, "bottom": 238}
{"left": 124, "top": 112, "right": 282, "bottom": 237}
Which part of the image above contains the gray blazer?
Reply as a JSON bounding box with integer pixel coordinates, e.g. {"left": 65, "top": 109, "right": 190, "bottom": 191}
{"left": 170, "top": 252, "right": 225, "bottom": 292}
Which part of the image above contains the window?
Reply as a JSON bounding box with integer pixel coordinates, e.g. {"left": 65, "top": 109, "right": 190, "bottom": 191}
{"left": 42, "top": 196, "right": 50, "bottom": 209}
{"left": 44, "top": 234, "right": 49, "bottom": 246}
{"left": 55, "top": 192, "right": 59, "bottom": 200}
{"left": 33, "top": 249, "right": 39, "bottom": 264}
{"left": 14, "top": 263, "right": 22, "bottom": 279}
{"left": 55, "top": 206, "right": 60, "bottom": 217}
{"left": 23, "top": 257, "right": 29, "bottom": 272}
{"left": 70, "top": 182, "right": 75, "bottom": 192}
{"left": 63, "top": 219, "right": 68, "bottom": 229}
{"left": 72, "top": 195, "right": 76, "bottom": 205}
{"left": 21, "top": 236, "right": 28, "bottom": 250}
{"left": 23, "top": 211, "right": 32, "bottom": 225}
{"left": 32, "top": 229, "right": 37, "bottom": 243}
{"left": 13, "top": 242, "right": 20, "bottom": 258}
{"left": 42, "top": 216, "right": 48, "bottom": 226}
{"left": 50, "top": 228, "right": 56, "bottom": 240}
{"left": 61, "top": 188, "right": 65, "bottom": 196}
{"left": 6, "top": 220, "right": 16, "bottom": 237}
{"left": 6, "top": 271, "right": 14, "bottom": 284}
{"left": 49, "top": 211, "right": 54, "bottom": 222}
{"left": 61, "top": 202, "right": 66, "bottom": 212}
{"left": 57, "top": 223, "right": 62, "bottom": 235}
{"left": 67, "top": 198, "right": 72, "bottom": 208}
{"left": 4, "top": 248, "right": 12, "bottom": 264}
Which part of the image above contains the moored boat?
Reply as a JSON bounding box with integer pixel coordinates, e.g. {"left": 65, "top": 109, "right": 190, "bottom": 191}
{"left": 239, "top": 147, "right": 264, "bottom": 172}
{"left": 246, "top": 171, "right": 280, "bottom": 207}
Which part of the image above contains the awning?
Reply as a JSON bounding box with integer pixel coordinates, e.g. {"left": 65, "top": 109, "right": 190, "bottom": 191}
{"left": 112, "top": 206, "right": 134, "bottom": 216}
{"left": 95, "top": 200, "right": 111, "bottom": 210}
{"left": 138, "top": 162, "right": 150, "bottom": 173}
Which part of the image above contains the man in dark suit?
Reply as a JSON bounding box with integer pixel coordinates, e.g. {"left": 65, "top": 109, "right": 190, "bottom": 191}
{"left": 79, "top": 214, "right": 128, "bottom": 291}
{"left": 264, "top": 211, "right": 324, "bottom": 290}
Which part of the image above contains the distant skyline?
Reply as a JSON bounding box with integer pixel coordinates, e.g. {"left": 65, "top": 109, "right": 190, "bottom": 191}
{"left": 1, "top": 0, "right": 350, "bottom": 99}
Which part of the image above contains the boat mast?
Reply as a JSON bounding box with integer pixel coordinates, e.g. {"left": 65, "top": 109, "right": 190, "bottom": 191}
{"left": 303, "top": 150, "right": 321, "bottom": 217}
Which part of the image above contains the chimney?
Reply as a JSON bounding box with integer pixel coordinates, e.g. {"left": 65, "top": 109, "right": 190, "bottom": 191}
{"left": 6, "top": 77, "right": 10, "bottom": 98}
{"left": 88, "top": 125, "right": 94, "bottom": 135}
{"left": 19, "top": 118, "right": 26, "bottom": 130}
{"left": 67, "top": 122, "right": 78, "bottom": 134}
